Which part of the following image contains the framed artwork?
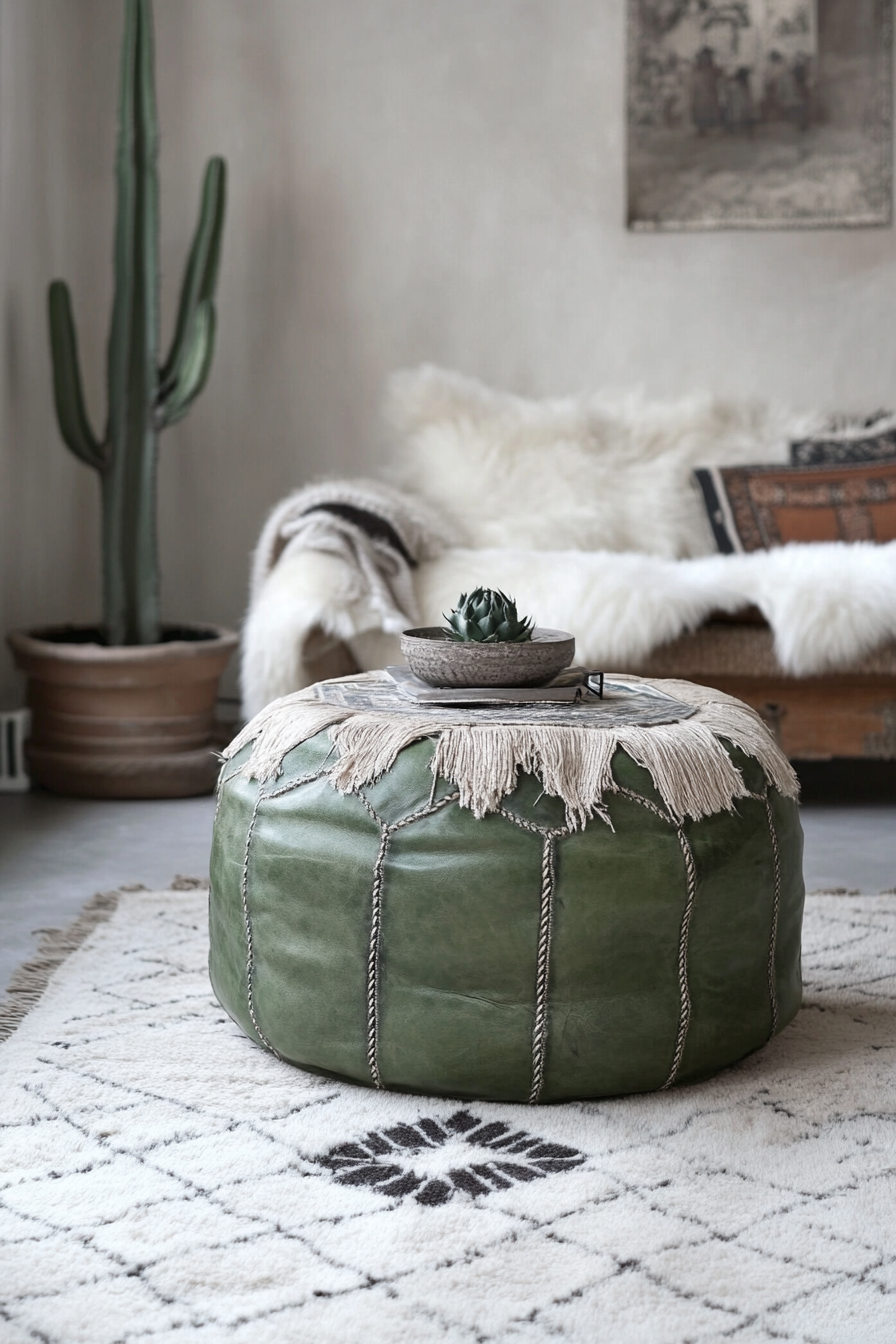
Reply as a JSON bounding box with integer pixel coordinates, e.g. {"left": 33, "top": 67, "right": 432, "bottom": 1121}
{"left": 627, "top": 0, "right": 893, "bottom": 230}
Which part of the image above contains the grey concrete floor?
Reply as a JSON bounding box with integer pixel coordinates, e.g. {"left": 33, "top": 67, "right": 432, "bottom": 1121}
{"left": 0, "top": 792, "right": 217, "bottom": 992}
{"left": 1, "top": 791, "right": 894, "bottom": 995}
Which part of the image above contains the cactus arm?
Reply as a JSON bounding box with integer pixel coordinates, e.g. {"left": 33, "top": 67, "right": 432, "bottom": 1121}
{"left": 159, "top": 157, "right": 226, "bottom": 396}
{"left": 157, "top": 300, "right": 216, "bottom": 427}
{"left": 47, "top": 281, "right": 106, "bottom": 471}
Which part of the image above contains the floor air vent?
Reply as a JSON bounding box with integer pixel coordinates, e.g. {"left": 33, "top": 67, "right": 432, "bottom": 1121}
{"left": 0, "top": 710, "right": 31, "bottom": 792}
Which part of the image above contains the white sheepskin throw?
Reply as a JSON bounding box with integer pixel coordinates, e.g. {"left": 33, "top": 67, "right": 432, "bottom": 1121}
{"left": 384, "top": 365, "right": 825, "bottom": 559}
{"left": 244, "top": 539, "right": 896, "bottom": 715}
{"left": 408, "top": 544, "right": 896, "bottom": 678}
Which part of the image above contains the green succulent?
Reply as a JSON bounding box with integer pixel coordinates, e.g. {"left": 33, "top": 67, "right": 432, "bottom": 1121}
{"left": 443, "top": 588, "right": 535, "bottom": 643}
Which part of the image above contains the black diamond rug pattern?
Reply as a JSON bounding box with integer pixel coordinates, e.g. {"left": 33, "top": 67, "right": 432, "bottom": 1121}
{"left": 321, "top": 1111, "right": 585, "bottom": 1205}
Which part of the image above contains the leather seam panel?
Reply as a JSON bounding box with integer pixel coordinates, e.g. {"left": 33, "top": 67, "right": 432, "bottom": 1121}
{"left": 614, "top": 786, "right": 697, "bottom": 1090}
{"left": 240, "top": 788, "right": 282, "bottom": 1059}
{"left": 240, "top": 767, "right": 332, "bottom": 1060}
{"left": 356, "top": 787, "right": 462, "bottom": 1091}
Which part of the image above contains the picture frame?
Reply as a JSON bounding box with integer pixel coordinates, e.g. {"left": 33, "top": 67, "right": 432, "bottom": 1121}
{"left": 627, "top": 0, "right": 893, "bottom": 231}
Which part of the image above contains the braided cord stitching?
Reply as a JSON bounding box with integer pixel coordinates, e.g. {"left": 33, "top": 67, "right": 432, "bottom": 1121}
{"left": 764, "top": 794, "right": 782, "bottom": 1038}
{"left": 365, "top": 828, "right": 390, "bottom": 1088}
{"left": 529, "top": 834, "right": 557, "bottom": 1104}
{"left": 662, "top": 824, "right": 698, "bottom": 1089}
{"left": 498, "top": 808, "right": 569, "bottom": 1105}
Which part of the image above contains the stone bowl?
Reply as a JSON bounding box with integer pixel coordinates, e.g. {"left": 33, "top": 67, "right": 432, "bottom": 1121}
{"left": 399, "top": 627, "right": 576, "bottom": 688}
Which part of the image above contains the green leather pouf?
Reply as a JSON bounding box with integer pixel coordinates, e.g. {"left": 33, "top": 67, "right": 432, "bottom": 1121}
{"left": 209, "top": 674, "right": 804, "bottom": 1103}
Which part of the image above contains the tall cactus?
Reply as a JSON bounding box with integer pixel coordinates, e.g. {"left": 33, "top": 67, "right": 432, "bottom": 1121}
{"left": 48, "top": 0, "right": 226, "bottom": 646}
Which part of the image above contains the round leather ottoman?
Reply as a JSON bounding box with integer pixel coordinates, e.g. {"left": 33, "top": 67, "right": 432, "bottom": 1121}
{"left": 210, "top": 674, "right": 804, "bottom": 1103}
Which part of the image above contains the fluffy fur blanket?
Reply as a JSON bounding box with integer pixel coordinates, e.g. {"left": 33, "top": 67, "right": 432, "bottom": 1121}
{"left": 382, "top": 366, "right": 825, "bottom": 558}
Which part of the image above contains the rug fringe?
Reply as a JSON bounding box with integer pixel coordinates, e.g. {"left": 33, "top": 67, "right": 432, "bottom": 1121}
{"left": 0, "top": 876, "right": 210, "bottom": 1043}
{"left": 0, "top": 890, "right": 121, "bottom": 1042}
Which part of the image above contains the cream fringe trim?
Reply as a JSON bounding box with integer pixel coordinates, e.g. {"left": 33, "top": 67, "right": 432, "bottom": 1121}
{"left": 222, "top": 688, "right": 346, "bottom": 783}
{"left": 328, "top": 714, "right": 443, "bottom": 794}
{"left": 221, "top": 676, "right": 799, "bottom": 827}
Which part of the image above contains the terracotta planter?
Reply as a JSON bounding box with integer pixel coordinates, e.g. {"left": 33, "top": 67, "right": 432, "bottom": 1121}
{"left": 7, "top": 624, "right": 239, "bottom": 799}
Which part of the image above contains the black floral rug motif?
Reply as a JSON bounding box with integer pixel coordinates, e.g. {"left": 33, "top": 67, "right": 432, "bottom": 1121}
{"left": 319, "top": 1109, "right": 585, "bottom": 1205}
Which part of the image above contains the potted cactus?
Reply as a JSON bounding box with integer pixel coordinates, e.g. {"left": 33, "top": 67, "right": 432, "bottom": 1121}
{"left": 400, "top": 588, "right": 575, "bottom": 688}
{"left": 7, "top": 0, "right": 237, "bottom": 798}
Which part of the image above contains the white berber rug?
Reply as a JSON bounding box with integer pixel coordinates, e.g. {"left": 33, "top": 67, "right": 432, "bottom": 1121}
{"left": 1, "top": 887, "right": 895, "bottom": 1344}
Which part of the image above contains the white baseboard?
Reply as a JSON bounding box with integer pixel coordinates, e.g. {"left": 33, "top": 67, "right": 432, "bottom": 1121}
{"left": 0, "top": 709, "right": 31, "bottom": 792}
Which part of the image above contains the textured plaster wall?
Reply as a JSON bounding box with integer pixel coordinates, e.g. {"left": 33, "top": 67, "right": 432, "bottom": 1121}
{"left": 1, "top": 0, "right": 895, "bottom": 704}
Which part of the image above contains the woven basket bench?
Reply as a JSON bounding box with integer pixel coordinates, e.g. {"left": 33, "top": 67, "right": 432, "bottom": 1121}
{"left": 209, "top": 673, "right": 805, "bottom": 1103}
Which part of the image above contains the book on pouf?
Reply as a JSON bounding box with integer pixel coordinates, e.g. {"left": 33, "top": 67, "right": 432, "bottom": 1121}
{"left": 385, "top": 665, "right": 605, "bottom": 705}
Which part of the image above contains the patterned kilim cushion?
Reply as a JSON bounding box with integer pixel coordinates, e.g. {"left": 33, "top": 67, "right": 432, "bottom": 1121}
{"left": 694, "top": 460, "right": 896, "bottom": 552}
{"left": 210, "top": 675, "right": 804, "bottom": 1104}
{"left": 790, "top": 414, "right": 896, "bottom": 467}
